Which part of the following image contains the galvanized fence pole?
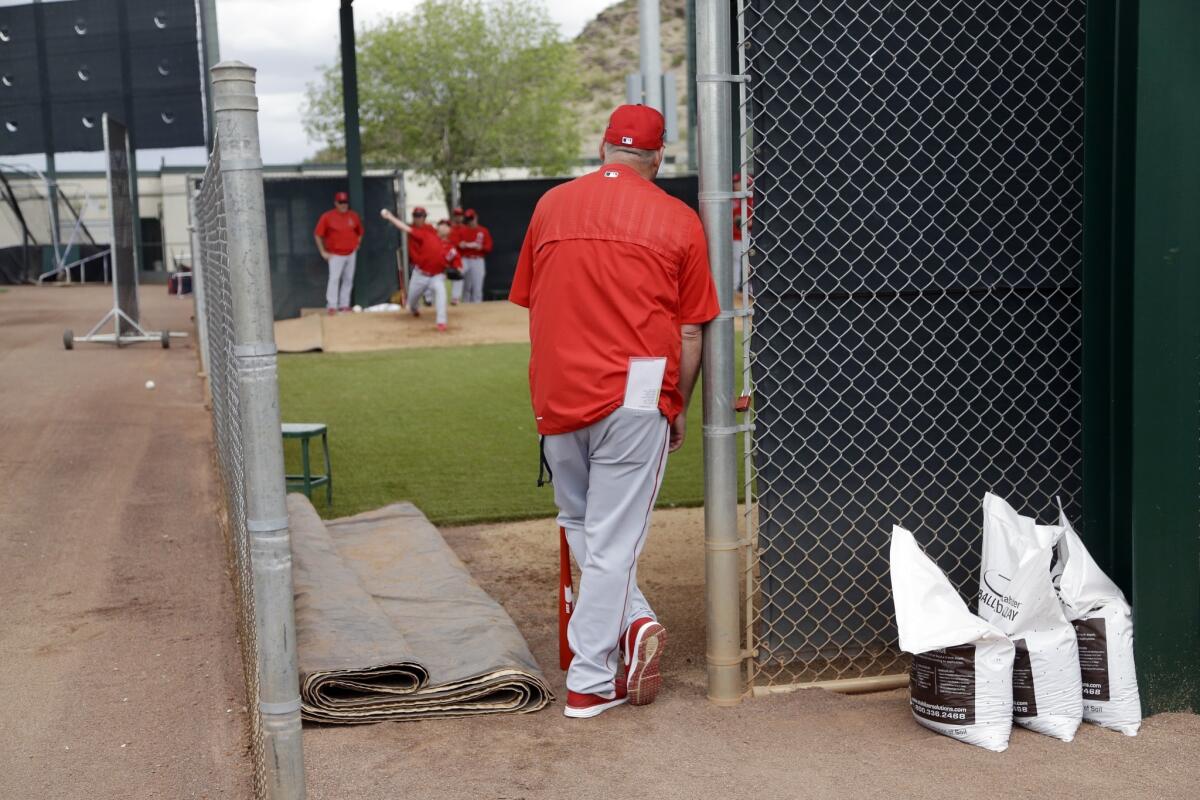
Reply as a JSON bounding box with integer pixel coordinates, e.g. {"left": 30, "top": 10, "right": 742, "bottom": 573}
{"left": 696, "top": 0, "right": 743, "bottom": 705}
{"left": 211, "top": 60, "right": 306, "bottom": 799}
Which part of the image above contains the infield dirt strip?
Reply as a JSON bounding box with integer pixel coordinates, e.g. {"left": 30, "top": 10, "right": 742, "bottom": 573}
{"left": 0, "top": 286, "right": 250, "bottom": 798}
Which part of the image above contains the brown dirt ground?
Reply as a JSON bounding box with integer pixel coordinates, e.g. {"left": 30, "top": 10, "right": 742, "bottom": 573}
{"left": 275, "top": 297, "right": 748, "bottom": 354}
{"left": 302, "top": 508, "right": 1200, "bottom": 800}
{"left": 0, "top": 285, "right": 250, "bottom": 799}
{"left": 276, "top": 302, "right": 531, "bottom": 353}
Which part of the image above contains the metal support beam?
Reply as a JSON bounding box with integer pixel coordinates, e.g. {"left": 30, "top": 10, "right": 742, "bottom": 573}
{"left": 696, "top": 0, "right": 742, "bottom": 706}
{"left": 638, "top": 0, "right": 664, "bottom": 113}
{"left": 685, "top": 0, "right": 698, "bottom": 172}
{"left": 340, "top": 0, "right": 365, "bottom": 228}
{"left": 199, "top": 0, "right": 221, "bottom": 149}
{"left": 1129, "top": 0, "right": 1200, "bottom": 715}
{"left": 31, "top": 1, "right": 61, "bottom": 272}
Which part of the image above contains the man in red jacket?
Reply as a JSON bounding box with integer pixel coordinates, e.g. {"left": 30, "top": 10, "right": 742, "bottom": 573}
{"left": 510, "top": 105, "right": 719, "bottom": 719}
{"left": 457, "top": 209, "right": 493, "bottom": 303}
{"left": 313, "top": 191, "right": 363, "bottom": 313}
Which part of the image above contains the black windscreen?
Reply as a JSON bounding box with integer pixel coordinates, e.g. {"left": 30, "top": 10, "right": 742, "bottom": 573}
{"left": 0, "top": 0, "right": 204, "bottom": 155}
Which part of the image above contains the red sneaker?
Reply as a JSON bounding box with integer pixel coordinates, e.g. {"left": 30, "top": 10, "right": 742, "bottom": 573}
{"left": 564, "top": 682, "right": 628, "bottom": 719}
{"left": 436, "top": 323, "right": 448, "bottom": 332}
{"left": 327, "top": 307, "right": 337, "bottom": 316}
{"left": 410, "top": 308, "right": 420, "bottom": 318}
{"left": 339, "top": 306, "right": 351, "bottom": 313}
{"left": 622, "top": 617, "right": 667, "bottom": 706}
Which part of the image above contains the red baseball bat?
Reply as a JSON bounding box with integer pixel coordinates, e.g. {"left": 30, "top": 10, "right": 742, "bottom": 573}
{"left": 558, "top": 526, "right": 574, "bottom": 671}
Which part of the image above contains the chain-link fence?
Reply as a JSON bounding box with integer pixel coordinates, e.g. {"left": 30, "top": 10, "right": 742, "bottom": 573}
{"left": 737, "top": 0, "right": 1086, "bottom": 689}
{"left": 191, "top": 62, "right": 305, "bottom": 800}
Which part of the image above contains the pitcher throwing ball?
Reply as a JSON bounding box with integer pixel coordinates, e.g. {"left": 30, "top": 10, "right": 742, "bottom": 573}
{"left": 380, "top": 209, "right": 455, "bottom": 331}
{"left": 510, "top": 104, "right": 719, "bottom": 719}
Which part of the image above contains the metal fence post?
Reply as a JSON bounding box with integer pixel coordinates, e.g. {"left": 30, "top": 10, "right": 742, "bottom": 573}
{"left": 211, "top": 60, "right": 306, "bottom": 799}
{"left": 696, "top": 0, "right": 743, "bottom": 705}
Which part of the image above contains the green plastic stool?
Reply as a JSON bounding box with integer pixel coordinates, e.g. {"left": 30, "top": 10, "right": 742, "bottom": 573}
{"left": 282, "top": 423, "right": 332, "bottom": 505}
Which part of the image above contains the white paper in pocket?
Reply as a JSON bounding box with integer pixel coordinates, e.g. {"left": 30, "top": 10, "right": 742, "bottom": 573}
{"left": 622, "top": 357, "right": 667, "bottom": 411}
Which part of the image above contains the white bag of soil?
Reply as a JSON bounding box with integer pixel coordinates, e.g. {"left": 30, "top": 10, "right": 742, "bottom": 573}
{"left": 979, "top": 493, "right": 1083, "bottom": 741}
{"left": 891, "top": 525, "right": 1015, "bottom": 752}
{"left": 1052, "top": 506, "right": 1141, "bottom": 736}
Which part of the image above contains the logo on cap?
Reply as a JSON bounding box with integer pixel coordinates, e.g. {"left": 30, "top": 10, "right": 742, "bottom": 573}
{"left": 620, "top": 136, "right": 633, "bottom": 145}
{"left": 604, "top": 170, "right": 619, "bottom": 178}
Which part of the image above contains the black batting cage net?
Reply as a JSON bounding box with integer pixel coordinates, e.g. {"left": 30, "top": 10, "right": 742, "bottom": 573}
{"left": 744, "top": 0, "right": 1085, "bottom": 682}
{"left": 263, "top": 176, "right": 399, "bottom": 320}
{"left": 461, "top": 174, "right": 699, "bottom": 300}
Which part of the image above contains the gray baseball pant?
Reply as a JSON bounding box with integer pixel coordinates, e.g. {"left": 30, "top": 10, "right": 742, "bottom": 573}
{"left": 542, "top": 407, "right": 670, "bottom": 697}
{"left": 462, "top": 256, "right": 486, "bottom": 303}
{"left": 326, "top": 252, "right": 356, "bottom": 308}
{"left": 406, "top": 270, "right": 447, "bottom": 325}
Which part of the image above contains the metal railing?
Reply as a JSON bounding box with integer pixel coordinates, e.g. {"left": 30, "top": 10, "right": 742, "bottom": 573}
{"left": 732, "top": 0, "right": 1086, "bottom": 692}
{"left": 192, "top": 61, "right": 306, "bottom": 799}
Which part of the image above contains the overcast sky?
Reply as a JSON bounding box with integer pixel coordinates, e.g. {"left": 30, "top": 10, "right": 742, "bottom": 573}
{"left": 4, "top": 0, "right": 616, "bottom": 171}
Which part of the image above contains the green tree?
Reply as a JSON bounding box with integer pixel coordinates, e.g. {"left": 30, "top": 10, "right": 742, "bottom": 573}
{"left": 304, "top": 0, "right": 582, "bottom": 207}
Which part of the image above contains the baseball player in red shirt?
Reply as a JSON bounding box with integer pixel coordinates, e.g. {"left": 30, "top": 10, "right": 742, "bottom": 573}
{"left": 456, "top": 209, "right": 493, "bottom": 303}
{"left": 510, "top": 104, "right": 719, "bottom": 719}
{"left": 380, "top": 210, "right": 458, "bottom": 331}
{"left": 313, "top": 191, "right": 364, "bottom": 313}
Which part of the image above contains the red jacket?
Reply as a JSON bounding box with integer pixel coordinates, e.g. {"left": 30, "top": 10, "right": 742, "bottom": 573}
{"left": 314, "top": 209, "right": 363, "bottom": 255}
{"left": 454, "top": 224, "right": 493, "bottom": 258}
{"left": 412, "top": 228, "right": 461, "bottom": 275}
{"left": 407, "top": 222, "right": 433, "bottom": 264}
{"left": 509, "top": 164, "right": 719, "bottom": 435}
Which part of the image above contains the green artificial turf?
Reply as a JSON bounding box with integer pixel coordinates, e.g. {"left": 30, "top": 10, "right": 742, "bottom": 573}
{"left": 278, "top": 342, "right": 719, "bottom": 525}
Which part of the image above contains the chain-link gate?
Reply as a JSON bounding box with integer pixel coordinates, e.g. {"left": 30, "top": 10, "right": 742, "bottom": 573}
{"left": 737, "top": 0, "right": 1086, "bottom": 689}
{"left": 191, "top": 62, "right": 305, "bottom": 799}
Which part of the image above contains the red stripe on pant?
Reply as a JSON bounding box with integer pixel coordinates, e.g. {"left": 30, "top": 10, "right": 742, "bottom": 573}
{"left": 559, "top": 525, "right": 574, "bottom": 671}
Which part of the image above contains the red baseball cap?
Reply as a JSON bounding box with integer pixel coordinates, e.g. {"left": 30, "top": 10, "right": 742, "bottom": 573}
{"left": 412, "top": 206, "right": 427, "bottom": 216}
{"left": 452, "top": 207, "right": 464, "bottom": 216}
{"left": 464, "top": 209, "right": 477, "bottom": 219}
{"left": 334, "top": 191, "right": 349, "bottom": 203}
{"left": 604, "top": 104, "right": 664, "bottom": 151}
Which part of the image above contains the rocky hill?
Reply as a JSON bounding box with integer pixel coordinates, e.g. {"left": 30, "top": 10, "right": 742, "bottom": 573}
{"left": 572, "top": 0, "right": 691, "bottom": 166}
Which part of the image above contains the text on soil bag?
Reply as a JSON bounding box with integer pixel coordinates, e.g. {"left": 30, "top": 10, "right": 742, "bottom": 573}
{"left": 910, "top": 645, "right": 976, "bottom": 725}
{"left": 1073, "top": 618, "right": 1111, "bottom": 702}
{"left": 1011, "top": 638, "right": 1039, "bottom": 717}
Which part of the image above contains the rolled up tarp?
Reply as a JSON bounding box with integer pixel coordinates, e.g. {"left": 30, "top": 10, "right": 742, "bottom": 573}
{"left": 288, "top": 494, "right": 553, "bottom": 723}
